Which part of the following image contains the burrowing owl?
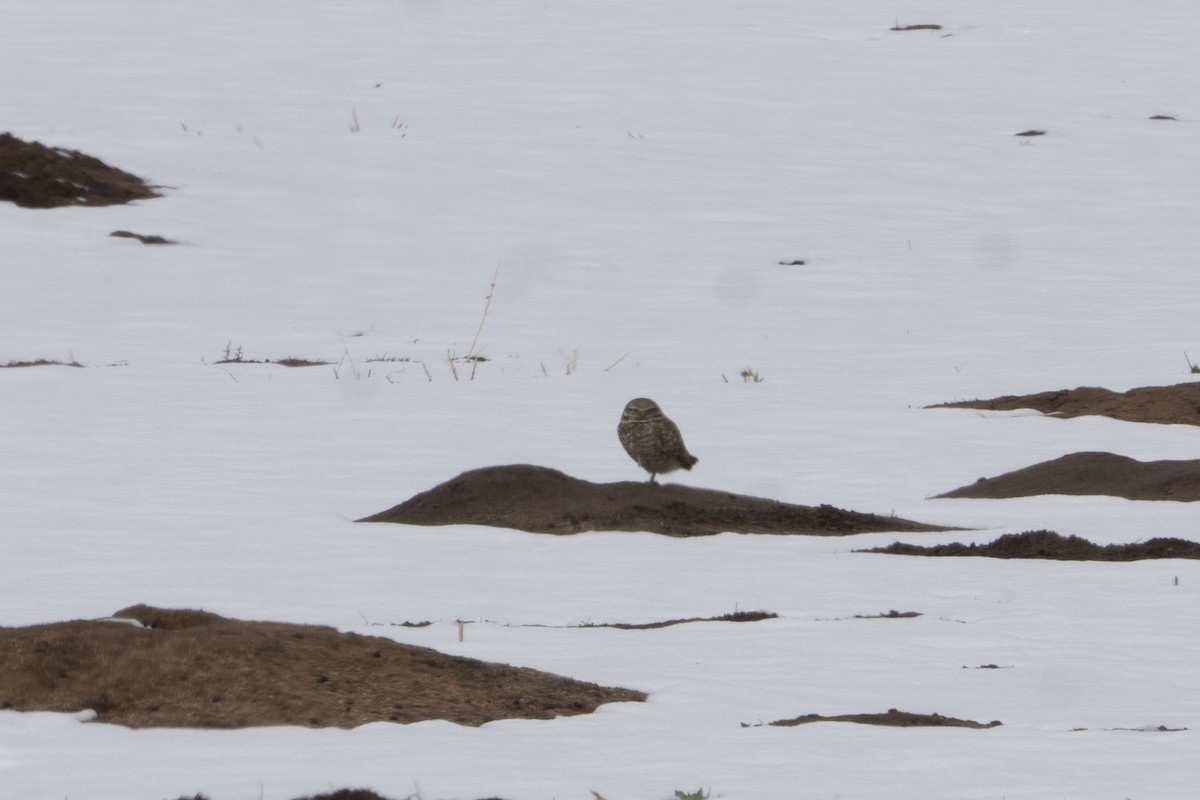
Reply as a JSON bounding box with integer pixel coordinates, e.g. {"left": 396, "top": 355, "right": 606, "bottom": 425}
{"left": 618, "top": 398, "right": 698, "bottom": 483}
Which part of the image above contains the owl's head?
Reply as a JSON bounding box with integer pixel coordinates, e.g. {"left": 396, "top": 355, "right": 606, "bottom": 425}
{"left": 621, "top": 397, "right": 663, "bottom": 421}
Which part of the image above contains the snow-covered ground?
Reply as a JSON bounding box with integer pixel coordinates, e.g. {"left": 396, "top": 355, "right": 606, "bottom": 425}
{"left": 3, "top": 2, "right": 1200, "bottom": 797}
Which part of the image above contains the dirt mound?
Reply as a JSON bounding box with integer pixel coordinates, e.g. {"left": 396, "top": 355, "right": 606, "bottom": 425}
{"left": 864, "top": 530, "right": 1200, "bottom": 561}
{"left": 938, "top": 451, "right": 1200, "bottom": 502}
{"left": 0, "top": 132, "right": 160, "bottom": 208}
{"left": 0, "top": 605, "right": 644, "bottom": 729}
{"left": 357, "top": 464, "right": 948, "bottom": 536}
{"left": 761, "top": 708, "right": 1001, "bottom": 729}
{"left": 930, "top": 382, "right": 1200, "bottom": 426}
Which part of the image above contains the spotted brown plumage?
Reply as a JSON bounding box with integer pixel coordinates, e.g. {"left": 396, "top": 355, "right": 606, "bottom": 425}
{"left": 617, "top": 398, "right": 698, "bottom": 484}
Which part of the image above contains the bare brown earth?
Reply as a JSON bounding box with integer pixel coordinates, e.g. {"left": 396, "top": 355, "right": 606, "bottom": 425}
{"left": 938, "top": 451, "right": 1200, "bottom": 502}
{"left": 110, "top": 229, "right": 174, "bottom": 244}
{"left": 177, "top": 792, "right": 509, "bottom": 800}
{"left": 933, "top": 384, "right": 1200, "bottom": 501}
{"left": 930, "top": 382, "right": 1200, "bottom": 426}
{"left": 864, "top": 530, "right": 1200, "bottom": 561}
{"left": 1, "top": 358, "right": 84, "bottom": 369}
{"left": 760, "top": 708, "right": 1001, "bottom": 729}
{"left": 580, "top": 610, "right": 777, "bottom": 630}
{"left": 358, "top": 464, "right": 948, "bottom": 536}
{"left": 0, "top": 605, "right": 645, "bottom": 729}
{"left": 0, "top": 132, "right": 160, "bottom": 208}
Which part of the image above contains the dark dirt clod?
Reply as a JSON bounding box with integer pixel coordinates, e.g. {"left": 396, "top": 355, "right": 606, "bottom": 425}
{"left": 937, "top": 451, "right": 1200, "bottom": 502}
{"left": 0, "top": 606, "right": 644, "bottom": 729}
{"left": 110, "top": 230, "right": 174, "bottom": 245}
{"left": 930, "top": 382, "right": 1200, "bottom": 427}
{"left": 864, "top": 530, "right": 1200, "bottom": 561}
{"left": 357, "top": 464, "right": 949, "bottom": 536}
{"left": 763, "top": 708, "right": 1000, "bottom": 728}
{"left": 0, "top": 132, "right": 160, "bottom": 208}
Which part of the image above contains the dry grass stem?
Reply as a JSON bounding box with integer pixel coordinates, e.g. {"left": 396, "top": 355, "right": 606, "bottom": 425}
{"left": 466, "top": 264, "right": 500, "bottom": 380}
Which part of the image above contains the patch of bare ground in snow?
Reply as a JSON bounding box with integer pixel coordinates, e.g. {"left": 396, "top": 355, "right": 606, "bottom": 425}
{"left": 751, "top": 708, "right": 1001, "bottom": 729}
{"left": 930, "top": 382, "right": 1200, "bottom": 426}
{"left": 0, "top": 132, "right": 161, "bottom": 208}
{"left": 357, "top": 465, "right": 950, "bottom": 536}
{"left": 577, "top": 610, "right": 777, "bottom": 630}
{"left": 1, "top": 358, "right": 84, "bottom": 369}
{"left": 174, "top": 792, "right": 510, "bottom": 800}
{"left": 864, "top": 530, "right": 1200, "bottom": 561}
{"left": 937, "top": 451, "right": 1200, "bottom": 502}
{"left": 0, "top": 606, "right": 644, "bottom": 729}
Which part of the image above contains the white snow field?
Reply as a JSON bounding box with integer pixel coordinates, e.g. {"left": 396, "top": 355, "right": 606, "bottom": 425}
{"left": 3, "top": 2, "right": 1200, "bottom": 798}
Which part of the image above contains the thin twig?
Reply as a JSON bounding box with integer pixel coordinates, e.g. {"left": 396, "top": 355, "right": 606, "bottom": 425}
{"left": 337, "top": 335, "right": 360, "bottom": 379}
{"left": 467, "top": 264, "right": 500, "bottom": 380}
{"left": 603, "top": 352, "right": 630, "bottom": 372}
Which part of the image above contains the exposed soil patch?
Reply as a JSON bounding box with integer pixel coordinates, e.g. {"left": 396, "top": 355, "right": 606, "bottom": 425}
{"left": 853, "top": 609, "right": 922, "bottom": 619}
{"left": 357, "top": 465, "right": 949, "bottom": 536}
{"left": 931, "top": 382, "right": 1200, "bottom": 426}
{"left": 1070, "top": 725, "right": 1188, "bottom": 733}
{"left": 578, "top": 610, "right": 777, "bottom": 630}
{"left": 110, "top": 229, "right": 175, "bottom": 245}
{"left": 0, "top": 132, "right": 160, "bottom": 208}
{"left": 754, "top": 708, "right": 1001, "bottom": 729}
{"left": 212, "top": 344, "right": 332, "bottom": 368}
{"left": 177, "top": 792, "right": 509, "bottom": 800}
{"left": 215, "top": 357, "right": 332, "bottom": 367}
{"left": 1, "top": 358, "right": 84, "bottom": 369}
{"left": 938, "top": 451, "right": 1200, "bottom": 502}
{"left": 864, "top": 530, "right": 1200, "bottom": 561}
{"left": 0, "top": 605, "right": 645, "bottom": 729}
{"left": 890, "top": 23, "right": 942, "bottom": 31}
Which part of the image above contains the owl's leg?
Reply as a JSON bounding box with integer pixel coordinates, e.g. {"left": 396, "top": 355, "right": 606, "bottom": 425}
{"left": 648, "top": 473, "right": 658, "bottom": 485}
